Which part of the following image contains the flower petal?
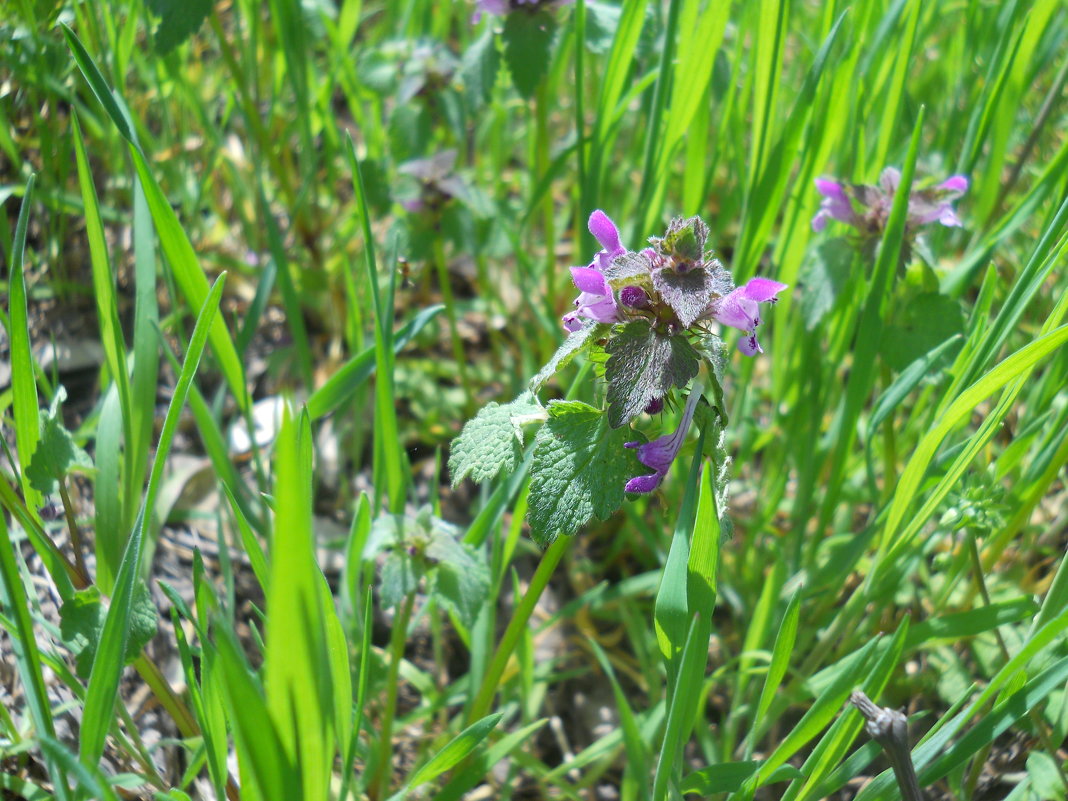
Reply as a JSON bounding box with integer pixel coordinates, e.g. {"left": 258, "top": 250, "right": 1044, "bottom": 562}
{"left": 588, "top": 210, "right": 623, "bottom": 254}
{"left": 740, "top": 277, "right": 788, "bottom": 303}
{"left": 938, "top": 175, "right": 969, "bottom": 194}
{"left": 712, "top": 290, "right": 758, "bottom": 332}
{"left": 879, "top": 167, "right": 901, "bottom": 193}
{"left": 738, "top": 333, "right": 762, "bottom": 357}
{"left": 938, "top": 206, "right": 963, "bottom": 227}
{"left": 623, "top": 390, "right": 702, "bottom": 493}
{"left": 571, "top": 266, "right": 608, "bottom": 294}
{"left": 815, "top": 178, "right": 845, "bottom": 198}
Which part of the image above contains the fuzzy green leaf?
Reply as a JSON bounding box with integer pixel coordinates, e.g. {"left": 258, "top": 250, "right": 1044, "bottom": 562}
{"left": 604, "top": 252, "right": 653, "bottom": 290}
{"left": 428, "top": 537, "right": 490, "bottom": 630}
{"left": 449, "top": 393, "right": 544, "bottom": 486}
{"left": 652, "top": 265, "right": 717, "bottom": 328}
{"left": 381, "top": 550, "right": 424, "bottom": 610}
{"left": 146, "top": 0, "right": 212, "bottom": 53}
{"left": 660, "top": 216, "right": 708, "bottom": 263}
{"left": 527, "top": 401, "right": 641, "bottom": 545}
{"left": 26, "top": 390, "right": 93, "bottom": 495}
{"left": 800, "top": 237, "right": 854, "bottom": 330}
{"left": 59, "top": 582, "right": 158, "bottom": 679}
{"left": 460, "top": 28, "right": 501, "bottom": 107}
{"left": 604, "top": 322, "right": 700, "bottom": 428}
{"left": 502, "top": 11, "right": 557, "bottom": 98}
{"left": 530, "top": 323, "right": 608, "bottom": 392}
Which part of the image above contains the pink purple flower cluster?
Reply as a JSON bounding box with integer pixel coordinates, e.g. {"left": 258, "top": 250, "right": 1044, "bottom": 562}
{"left": 812, "top": 168, "right": 968, "bottom": 235}
{"left": 561, "top": 211, "right": 788, "bottom": 493}
{"left": 562, "top": 211, "right": 787, "bottom": 357}
{"left": 473, "top": 0, "right": 572, "bottom": 21}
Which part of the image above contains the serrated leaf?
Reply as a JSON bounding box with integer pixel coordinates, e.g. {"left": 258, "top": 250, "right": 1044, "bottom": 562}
{"left": 428, "top": 537, "right": 490, "bottom": 630}
{"left": 530, "top": 323, "right": 608, "bottom": 391}
{"left": 603, "top": 252, "right": 653, "bottom": 290}
{"left": 604, "top": 323, "right": 700, "bottom": 428}
{"left": 146, "top": 0, "right": 212, "bottom": 54}
{"left": 460, "top": 28, "right": 501, "bottom": 107}
{"left": 660, "top": 216, "right": 708, "bottom": 262}
{"left": 26, "top": 390, "right": 93, "bottom": 494}
{"left": 381, "top": 550, "right": 424, "bottom": 610}
{"left": 880, "top": 292, "right": 965, "bottom": 372}
{"left": 59, "top": 582, "right": 158, "bottom": 679}
{"left": 449, "top": 393, "right": 544, "bottom": 486}
{"left": 800, "top": 237, "right": 854, "bottom": 330}
{"left": 502, "top": 11, "right": 557, "bottom": 98}
{"left": 527, "top": 401, "right": 642, "bottom": 546}
{"left": 651, "top": 265, "right": 717, "bottom": 328}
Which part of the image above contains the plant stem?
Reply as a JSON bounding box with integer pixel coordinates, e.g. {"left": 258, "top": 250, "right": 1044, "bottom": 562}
{"left": 371, "top": 590, "right": 417, "bottom": 800}
{"left": 57, "top": 477, "right": 88, "bottom": 582}
{"left": 467, "top": 534, "right": 570, "bottom": 725}
{"left": 850, "top": 691, "right": 924, "bottom": 801}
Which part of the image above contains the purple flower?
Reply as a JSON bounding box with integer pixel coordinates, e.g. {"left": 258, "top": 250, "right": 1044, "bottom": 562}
{"left": 707, "top": 277, "right": 788, "bottom": 356}
{"left": 812, "top": 179, "right": 858, "bottom": 231}
{"left": 473, "top": 0, "right": 572, "bottom": 21}
{"left": 812, "top": 168, "right": 969, "bottom": 235}
{"left": 624, "top": 389, "right": 702, "bottom": 493}
{"left": 561, "top": 210, "right": 627, "bottom": 331}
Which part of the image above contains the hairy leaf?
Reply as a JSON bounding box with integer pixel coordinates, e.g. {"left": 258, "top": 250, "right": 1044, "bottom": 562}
{"left": 604, "top": 252, "right": 654, "bottom": 290}
{"left": 881, "top": 292, "right": 965, "bottom": 371}
{"left": 26, "top": 411, "right": 93, "bottom": 496}
{"left": 460, "top": 28, "right": 501, "bottom": 108}
{"left": 652, "top": 265, "right": 717, "bottom": 328}
{"left": 449, "top": 393, "right": 543, "bottom": 486}
{"left": 502, "top": 11, "right": 557, "bottom": 98}
{"left": 381, "top": 551, "right": 424, "bottom": 610}
{"left": 527, "top": 401, "right": 642, "bottom": 545}
{"left": 428, "top": 536, "right": 490, "bottom": 630}
{"left": 530, "top": 323, "right": 608, "bottom": 391}
{"left": 59, "top": 582, "right": 158, "bottom": 679}
{"left": 605, "top": 322, "right": 700, "bottom": 428}
{"left": 800, "top": 237, "right": 854, "bottom": 330}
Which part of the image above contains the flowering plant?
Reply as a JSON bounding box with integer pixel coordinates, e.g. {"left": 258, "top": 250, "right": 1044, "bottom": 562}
{"left": 813, "top": 168, "right": 968, "bottom": 239}
{"left": 451, "top": 211, "right": 786, "bottom": 545}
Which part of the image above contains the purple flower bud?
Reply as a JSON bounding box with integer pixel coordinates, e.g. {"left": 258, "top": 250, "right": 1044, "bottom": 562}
{"left": 620, "top": 285, "right": 650, "bottom": 308}
{"left": 644, "top": 397, "right": 664, "bottom": 415}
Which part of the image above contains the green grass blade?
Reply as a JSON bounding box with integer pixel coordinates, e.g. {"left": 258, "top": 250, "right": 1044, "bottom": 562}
{"left": 651, "top": 613, "right": 705, "bottom": 801}
{"left": 62, "top": 25, "right": 250, "bottom": 414}
{"left": 345, "top": 134, "right": 405, "bottom": 512}
{"left": 7, "top": 174, "right": 42, "bottom": 515}
{"left": 591, "top": 639, "right": 651, "bottom": 801}
{"left": 265, "top": 409, "right": 336, "bottom": 799}
{"left": 129, "top": 181, "right": 160, "bottom": 530}
{"left": 71, "top": 111, "right": 136, "bottom": 555}
{"left": 745, "top": 586, "right": 801, "bottom": 759}
{"left": 0, "top": 514, "right": 71, "bottom": 800}
{"left": 215, "top": 624, "right": 299, "bottom": 801}
{"left": 404, "top": 712, "right": 503, "bottom": 791}
{"left": 80, "top": 274, "right": 226, "bottom": 768}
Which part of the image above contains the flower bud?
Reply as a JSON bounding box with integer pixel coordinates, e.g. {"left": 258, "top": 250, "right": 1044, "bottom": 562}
{"left": 620, "top": 285, "right": 650, "bottom": 309}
